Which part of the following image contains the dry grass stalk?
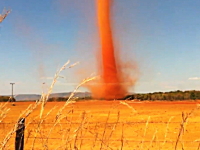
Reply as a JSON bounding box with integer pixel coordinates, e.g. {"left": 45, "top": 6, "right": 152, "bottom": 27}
{"left": 120, "top": 123, "right": 125, "bottom": 150}
{"left": 40, "top": 61, "right": 79, "bottom": 118}
{"left": 195, "top": 139, "right": 200, "bottom": 142}
{"left": 63, "top": 109, "right": 74, "bottom": 149}
{"left": 60, "top": 110, "right": 73, "bottom": 136}
{"left": 140, "top": 116, "right": 151, "bottom": 150}
{"left": 197, "top": 142, "right": 200, "bottom": 150}
{"left": 30, "top": 123, "right": 43, "bottom": 150}
{"left": 44, "top": 113, "right": 70, "bottom": 148}
{"left": 174, "top": 110, "right": 194, "bottom": 150}
{"left": 161, "top": 116, "right": 174, "bottom": 148}
{"left": 55, "top": 76, "right": 96, "bottom": 121}
{"left": 30, "top": 60, "right": 79, "bottom": 149}
{"left": 90, "top": 104, "right": 117, "bottom": 149}
{"left": 120, "top": 101, "right": 137, "bottom": 113}
{"left": 45, "top": 109, "right": 76, "bottom": 148}
{"left": 0, "top": 103, "right": 10, "bottom": 122}
{"left": 148, "top": 128, "right": 158, "bottom": 150}
{"left": 107, "top": 111, "right": 120, "bottom": 142}
{"left": 74, "top": 111, "right": 87, "bottom": 149}
{"left": 89, "top": 126, "right": 113, "bottom": 150}
{"left": 54, "top": 111, "right": 90, "bottom": 150}
{"left": 101, "top": 111, "right": 121, "bottom": 150}
{"left": 54, "top": 109, "right": 75, "bottom": 150}
{"left": 79, "top": 113, "right": 91, "bottom": 150}
{"left": 100, "top": 110, "right": 111, "bottom": 150}
{"left": 91, "top": 122, "right": 99, "bottom": 149}
{"left": 0, "top": 102, "right": 8, "bottom": 108}
{"left": 31, "top": 106, "right": 57, "bottom": 150}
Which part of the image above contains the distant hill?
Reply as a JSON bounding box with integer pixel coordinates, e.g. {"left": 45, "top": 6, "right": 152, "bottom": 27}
{"left": 50, "top": 92, "right": 91, "bottom": 98}
{"left": 15, "top": 94, "right": 41, "bottom": 101}
{"left": 14, "top": 92, "right": 91, "bottom": 101}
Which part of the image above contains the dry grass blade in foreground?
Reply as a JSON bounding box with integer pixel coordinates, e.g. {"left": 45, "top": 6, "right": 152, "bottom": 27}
{"left": 0, "top": 61, "right": 88, "bottom": 149}
{"left": 0, "top": 102, "right": 10, "bottom": 123}
{"left": 174, "top": 109, "right": 195, "bottom": 150}
{"left": 55, "top": 75, "right": 97, "bottom": 121}
{"left": 39, "top": 61, "right": 79, "bottom": 118}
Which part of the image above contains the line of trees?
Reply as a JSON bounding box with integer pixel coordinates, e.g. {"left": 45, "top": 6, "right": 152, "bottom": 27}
{"left": 0, "top": 96, "right": 16, "bottom": 102}
{"left": 0, "top": 96, "right": 10, "bottom": 102}
{"left": 1, "top": 90, "right": 200, "bottom": 102}
{"left": 48, "top": 96, "right": 92, "bottom": 102}
{"left": 124, "top": 90, "right": 200, "bottom": 101}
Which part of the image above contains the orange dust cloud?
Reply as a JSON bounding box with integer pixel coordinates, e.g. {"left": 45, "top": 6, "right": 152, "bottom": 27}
{"left": 88, "top": 0, "right": 135, "bottom": 99}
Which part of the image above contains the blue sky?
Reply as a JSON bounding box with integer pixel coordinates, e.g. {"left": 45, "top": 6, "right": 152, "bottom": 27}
{"left": 0, "top": 0, "right": 200, "bottom": 95}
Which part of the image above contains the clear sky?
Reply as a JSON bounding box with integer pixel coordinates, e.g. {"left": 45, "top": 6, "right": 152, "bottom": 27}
{"left": 1, "top": 0, "right": 200, "bottom": 95}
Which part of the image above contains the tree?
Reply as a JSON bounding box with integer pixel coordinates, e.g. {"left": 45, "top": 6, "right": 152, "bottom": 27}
{"left": 190, "top": 92, "right": 196, "bottom": 100}
{"left": 0, "top": 96, "right": 10, "bottom": 102}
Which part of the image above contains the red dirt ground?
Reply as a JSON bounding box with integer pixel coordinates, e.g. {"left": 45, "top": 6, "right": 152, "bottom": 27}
{"left": 0, "top": 100, "right": 200, "bottom": 149}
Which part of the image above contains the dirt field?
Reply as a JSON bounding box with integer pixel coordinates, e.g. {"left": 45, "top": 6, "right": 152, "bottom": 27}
{"left": 0, "top": 100, "right": 200, "bottom": 150}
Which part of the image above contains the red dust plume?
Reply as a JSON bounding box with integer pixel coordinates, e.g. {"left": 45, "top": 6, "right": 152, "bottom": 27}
{"left": 89, "top": 0, "right": 130, "bottom": 99}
